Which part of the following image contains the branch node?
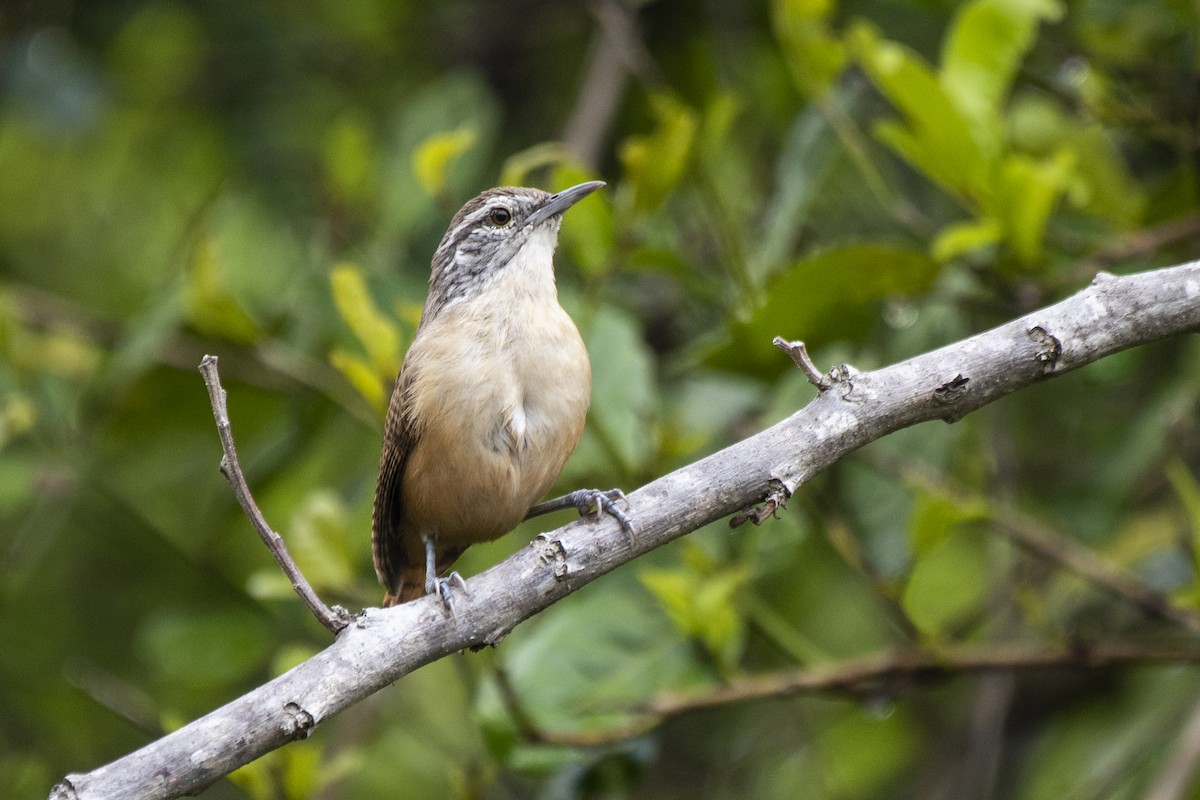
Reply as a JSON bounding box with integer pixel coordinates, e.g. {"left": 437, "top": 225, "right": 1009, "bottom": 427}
{"left": 537, "top": 536, "right": 570, "bottom": 580}
{"left": 48, "top": 779, "right": 78, "bottom": 800}
{"left": 932, "top": 374, "right": 970, "bottom": 407}
{"left": 773, "top": 336, "right": 832, "bottom": 390}
{"left": 282, "top": 702, "right": 315, "bottom": 740}
{"left": 730, "top": 479, "right": 791, "bottom": 528}
{"left": 1028, "top": 326, "right": 1063, "bottom": 373}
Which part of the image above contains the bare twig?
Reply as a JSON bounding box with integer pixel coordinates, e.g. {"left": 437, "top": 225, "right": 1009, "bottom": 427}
{"left": 871, "top": 452, "right": 1200, "bottom": 632}
{"left": 772, "top": 336, "right": 832, "bottom": 390}
{"left": 646, "top": 639, "right": 1200, "bottom": 717}
{"left": 491, "top": 639, "right": 1200, "bottom": 749}
{"left": 198, "top": 355, "right": 350, "bottom": 635}
{"left": 53, "top": 261, "right": 1200, "bottom": 800}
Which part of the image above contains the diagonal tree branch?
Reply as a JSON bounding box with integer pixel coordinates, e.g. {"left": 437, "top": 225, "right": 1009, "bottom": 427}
{"left": 51, "top": 261, "right": 1200, "bottom": 800}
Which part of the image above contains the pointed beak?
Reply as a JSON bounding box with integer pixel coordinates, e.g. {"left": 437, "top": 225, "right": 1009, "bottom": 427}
{"left": 525, "top": 180, "right": 605, "bottom": 229}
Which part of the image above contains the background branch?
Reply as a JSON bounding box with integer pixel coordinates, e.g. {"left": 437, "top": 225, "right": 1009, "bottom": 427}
{"left": 51, "top": 261, "right": 1200, "bottom": 800}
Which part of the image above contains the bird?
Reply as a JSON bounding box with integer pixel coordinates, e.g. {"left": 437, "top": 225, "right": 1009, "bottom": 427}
{"left": 372, "top": 181, "right": 632, "bottom": 608}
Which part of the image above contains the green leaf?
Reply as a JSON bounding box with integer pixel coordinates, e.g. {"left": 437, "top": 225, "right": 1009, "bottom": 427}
{"left": 940, "top": 0, "right": 1063, "bottom": 148}
{"left": 909, "top": 491, "right": 991, "bottom": 555}
{"left": 412, "top": 126, "right": 478, "bottom": 199}
{"left": 817, "top": 706, "right": 920, "bottom": 797}
{"left": 771, "top": 0, "right": 847, "bottom": 99}
{"left": 1167, "top": 460, "right": 1200, "bottom": 581}
{"left": 499, "top": 141, "right": 574, "bottom": 187}
{"left": 475, "top": 577, "right": 709, "bottom": 746}
{"left": 715, "top": 244, "right": 941, "bottom": 374}
{"left": 902, "top": 529, "right": 989, "bottom": 638}
{"left": 618, "top": 94, "right": 697, "bottom": 213}
{"left": 136, "top": 607, "right": 271, "bottom": 686}
{"left": 552, "top": 163, "right": 614, "bottom": 278}
{"left": 931, "top": 216, "right": 1003, "bottom": 262}
{"left": 640, "top": 561, "right": 750, "bottom": 674}
{"left": 183, "top": 238, "right": 260, "bottom": 344}
{"left": 584, "top": 304, "right": 656, "bottom": 475}
{"left": 998, "top": 147, "right": 1075, "bottom": 267}
{"left": 324, "top": 111, "right": 375, "bottom": 206}
{"left": 329, "top": 261, "right": 401, "bottom": 377}
{"left": 329, "top": 348, "right": 387, "bottom": 416}
{"left": 849, "top": 21, "right": 989, "bottom": 199}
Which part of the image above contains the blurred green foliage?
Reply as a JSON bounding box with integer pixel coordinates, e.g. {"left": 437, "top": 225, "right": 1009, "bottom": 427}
{"left": 2, "top": 0, "right": 1199, "bottom": 798}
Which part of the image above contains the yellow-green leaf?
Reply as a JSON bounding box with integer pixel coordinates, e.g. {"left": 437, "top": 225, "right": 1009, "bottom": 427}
{"left": 931, "top": 217, "right": 1003, "bottom": 262}
{"left": 619, "top": 94, "right": 697, "bottom": 213}
{"left": 771, "top": 0, "right": 847, "bottom": 99}
{"left": 330, "top": 348, "right": 386, "bottom": 416}
{"left": 324, "top": 111, "right": 374, "bottom": 205}
{"left": 329, "top": 262, "right": 400, "bottom": 376}
{"left": 412, "top": 127, "right": 477, "bottom": 199}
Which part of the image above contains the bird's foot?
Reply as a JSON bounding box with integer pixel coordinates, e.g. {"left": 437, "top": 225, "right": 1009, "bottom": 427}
{"left": 569, "top": 488, "right": 636, "bottom": 544}
{"left": 526, "top": 487, "right": 637, "bottom": 546}
{"left": 426, "top": 571, "right": 468, "bottom": 616}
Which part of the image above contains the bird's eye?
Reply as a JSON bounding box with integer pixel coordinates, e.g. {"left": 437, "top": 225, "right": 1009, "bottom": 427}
{"left": 487, "top": 206, "right": 512, "bottom": 226}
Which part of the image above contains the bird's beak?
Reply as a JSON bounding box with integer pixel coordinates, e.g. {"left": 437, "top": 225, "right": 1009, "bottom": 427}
{"left": 525, "top": 180, "right": 605, "bottom": 229}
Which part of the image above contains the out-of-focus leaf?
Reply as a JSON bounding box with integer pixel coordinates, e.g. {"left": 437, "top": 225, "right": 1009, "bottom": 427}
{"left": 940, "top": 0, "right": 1063, "bottom": 149}
{"left": 412, "top": 126, "right": 477, "bottom": 199}
{"left": 584, "top": 304, "right": 656, "bottom": 475}
{"left": 0, "top": 394, "right": 36, "bottom": 449}
{"left": 108, "top": 3, "right": 206, "bottom": 101}
{"left": 902, "top": 528, "right": 989, "bottom": 637}
{"left": 932, "top": 216, "right": 1003, "bottom": 262}
{"left": 639, "top": 547, "right": 750, "bottom": 674}
{"left": 817, "top": 706, "right": 920, "bottom": 797}
{"left": 909, "top": 491, "right": 990, "bottom": 555}
{"left": 475, "top": 576, "right": 710, "bottom": 748}
{"left": 136, "top": 607, "right": 270, "bottom": 687}
{"left": 1008, "top": 94, "right": 1145, "bottom": 224}
{"left": 849, "top": 21, "right": 988, "bottom": 199}
{"left": 330, "top": 262, "right": 401, "bottom": 376}
{"left": 499, "top": 142, "right": 573, "bottom": 187}
{"left": 324, "top": 111, "right": 375, "bottom": 206}
{"left": 1168, "top": 461, "right": 1200, "bottom": 593}
{"left": 618, "top": 94, "right": 697, "bottom": 213}
{"left": 552, "top": 163, "right": 614, "bottom": 278}
{"left": 998, "top": 147, "right": 1074, "bottom": 267}
{"left": 753, "top": 103, "right": 843, "bottom": 281}
{"left": 329, "top": 348, "right": 387, "bottom": 417}
{"left": 183, "top": 238, "right": 260, "bottom": 343}
{"left": 277, "top": 490, "right": 357, "bottom": 591}
{"left": 378, "top": 74, "right": 499, "bottom": 239}
{"left": 771, "top": 0, "right": 847, "bottom": 99}
{"left": 714, "top": 244, "right": 941, "bottom": 374}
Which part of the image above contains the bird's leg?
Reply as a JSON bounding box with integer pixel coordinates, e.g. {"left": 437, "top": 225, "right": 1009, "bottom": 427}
{"left": 526, "top": 488, "right": 636, "bottom": 543}
{"left": 422, "top": 533, "right": 466, "bottom": 614}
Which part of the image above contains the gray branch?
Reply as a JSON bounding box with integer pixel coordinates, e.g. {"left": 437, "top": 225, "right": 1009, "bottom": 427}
{"left": 51, "top": 261, "right": 1200, "bottom": 800}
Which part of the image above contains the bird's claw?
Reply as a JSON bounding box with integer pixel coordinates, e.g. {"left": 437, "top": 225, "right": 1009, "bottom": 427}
{"left": 426, "top": 571, "right": 468, "bottom": 617}
{"left": 570, "top": 488, "right": 636, "bottom": 543}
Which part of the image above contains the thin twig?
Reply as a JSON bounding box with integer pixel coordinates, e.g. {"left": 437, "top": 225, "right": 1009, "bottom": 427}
{"left": 870, "top": 452, "right": 1200, "bottom": 632}
{"left": 497, "top": 638, "right": 1200, "bottom": 748}
{"left": 198, "top": 355, "right": 349, "bottom": 635}
{"left": 647, "top": 639, "right": 1200, "bottom": 715}
{"left": 772, "top": 336, "right": 831, "bottom": 389}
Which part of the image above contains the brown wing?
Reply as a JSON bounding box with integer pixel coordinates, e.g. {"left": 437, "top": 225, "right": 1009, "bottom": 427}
{"left": 372, "top": 366, "right": 423, "bottom": 606}
{"left": 373, "top": 342, "right": 472, "bottom": 606}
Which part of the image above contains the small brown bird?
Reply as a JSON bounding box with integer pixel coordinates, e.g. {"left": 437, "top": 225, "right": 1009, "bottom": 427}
{"left": 372, "top": 181, "right": 631, "bottom": 608}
